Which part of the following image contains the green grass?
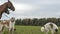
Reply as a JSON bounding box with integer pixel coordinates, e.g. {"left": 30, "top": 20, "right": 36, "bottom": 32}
{"left": 3, "top": 26, "right": 60, "bottom": 34}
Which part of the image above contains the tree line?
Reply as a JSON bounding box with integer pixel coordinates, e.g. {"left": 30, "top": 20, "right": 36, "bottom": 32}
{"left": 15, "top": 18, "right": 60, "bottom": 26}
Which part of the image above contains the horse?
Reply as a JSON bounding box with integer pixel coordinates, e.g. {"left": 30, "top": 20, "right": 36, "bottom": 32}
{"left": 0, "top": 17, "right": 16, "bottom": 34}
{"left": 41, "top": 22, "right": 58, "bottom": 34}
{"left": 0, "top": 0, "right": 15, "bottom": 19}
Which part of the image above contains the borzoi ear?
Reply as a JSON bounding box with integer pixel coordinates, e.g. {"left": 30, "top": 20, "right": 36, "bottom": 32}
{"left": 49, "top": 24, "right": 53, "bottom": 28}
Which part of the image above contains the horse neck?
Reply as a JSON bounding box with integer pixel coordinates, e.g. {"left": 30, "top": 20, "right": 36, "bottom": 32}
{"left": 0, "top": 3, "right": 7, "bottom": 14}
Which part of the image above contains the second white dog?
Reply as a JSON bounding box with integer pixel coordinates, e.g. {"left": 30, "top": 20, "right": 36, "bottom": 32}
{"left": 41, "top": 22, "right": 58, "bottom": 34}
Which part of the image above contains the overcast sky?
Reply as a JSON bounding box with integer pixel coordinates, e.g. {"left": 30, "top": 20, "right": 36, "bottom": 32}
{"left": 0, "top": 0, "right": 60, "bottom": 20}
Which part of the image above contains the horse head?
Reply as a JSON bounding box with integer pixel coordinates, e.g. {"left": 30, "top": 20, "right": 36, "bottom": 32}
{"left": 0, "top": 0, "right": 15, "bottom": 19}
{"left": 7, "top": 0, "right": 15, "bottom": 11}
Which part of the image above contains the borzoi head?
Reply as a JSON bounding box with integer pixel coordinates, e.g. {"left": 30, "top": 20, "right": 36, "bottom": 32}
{"left": 10, "top": 17, "right": 15, "bottom": 22}
{"left": 41, "top": 27, "right": 45, "bottom": 32}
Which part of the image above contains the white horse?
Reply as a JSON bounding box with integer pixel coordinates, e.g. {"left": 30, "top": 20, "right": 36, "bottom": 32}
{"left": 0, "top": 17, "right": 16, "bottom": 34}
{"left": 41, "top": 22, "right": 58, "bottom": 34}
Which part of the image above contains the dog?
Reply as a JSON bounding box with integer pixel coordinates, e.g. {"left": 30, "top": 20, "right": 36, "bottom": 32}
{"left": 41, "top": 22, "right": 58, "bottom": 34}
{"left": 0, "top": 17, "right": 16, "bottom": 34}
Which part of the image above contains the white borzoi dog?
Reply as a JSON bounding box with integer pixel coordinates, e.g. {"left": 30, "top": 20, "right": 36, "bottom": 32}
{"left": 0, "top": 17, "right": 16, "bottom": 34}
{"left": 41, "top": 22, "right": 58, "bottom": 34}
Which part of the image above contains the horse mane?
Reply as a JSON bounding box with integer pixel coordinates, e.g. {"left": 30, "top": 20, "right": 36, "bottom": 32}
{"left": 0, "top": 2, "right": 8, "bottom": 11}
{"left": 0, "top": 2, "right": 9, "bottom": 18}
{"left": 0, "top": 2, "right": 7, "bottom": 7}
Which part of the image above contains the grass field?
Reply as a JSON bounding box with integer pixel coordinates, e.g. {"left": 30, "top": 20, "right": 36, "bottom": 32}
{"left": 4, "top": 26, "right": 60, "bottom": 34}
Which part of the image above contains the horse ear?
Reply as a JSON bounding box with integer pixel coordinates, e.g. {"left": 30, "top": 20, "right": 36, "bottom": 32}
{"left": 8, "top": 0, "right": 10, "bottom": 2}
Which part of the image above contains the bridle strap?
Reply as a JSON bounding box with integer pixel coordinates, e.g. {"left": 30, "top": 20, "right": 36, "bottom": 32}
{"left": 5, "top": 14, "right": 10, "bottom": 18}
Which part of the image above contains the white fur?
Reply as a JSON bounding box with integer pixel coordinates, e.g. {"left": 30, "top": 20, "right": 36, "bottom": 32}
{"left": 0, "top": 23, "right": 4, "bottom": 34}
{"left": 41, "top": 22, "right": 58, "bottom": 34}
{"left": 41, "top": 27, "right": 45, "bottom": 32}
{"left": 8, "top": 20, "right": 15, "bottom": 34}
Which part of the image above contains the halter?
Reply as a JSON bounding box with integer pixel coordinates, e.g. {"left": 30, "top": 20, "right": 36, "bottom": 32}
{"left": 5, "top": 14, "right": 10, "bottom": 18}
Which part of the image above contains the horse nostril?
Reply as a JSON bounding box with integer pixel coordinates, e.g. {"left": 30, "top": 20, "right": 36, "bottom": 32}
{"left": 13, "top": 9, "right": 15, "bottom": 11}
{"left": 12, "top": 8, "right": 15, "bottom": 11}
{"left": 13, "top": 8, "right": 15, "bottom": 11}
{"left": 13, "top": 7, "right": 15, "bottom": 11}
